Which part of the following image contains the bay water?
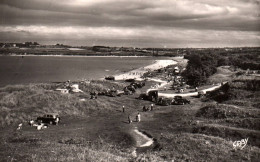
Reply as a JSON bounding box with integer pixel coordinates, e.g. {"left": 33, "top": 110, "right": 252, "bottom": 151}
{"left": 0, "top": 56, "right": 162, "bottom": 87}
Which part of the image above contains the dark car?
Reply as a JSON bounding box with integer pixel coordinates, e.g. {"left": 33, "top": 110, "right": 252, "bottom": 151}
{"left": 172, "top": 98, "right": 190, "bottom": 105}
{"left": 138, "top": 93, "right": 149, "bottom": 100}
{"left": 105, "top": 76, "right": 115, "bottom": 80}
{"left": 157, "top": 97, "right": 172, "bottom": 106}
{"left": 130, "top": 81, "right": 145, "bottom": 88}
{"left": 174, "top": 96, "right": 182, "bottom": 100}
{"left": 125, "top": 78, "right": 135, "bottom": 82}
{"left": 130, "top": 83, "right": 139, "bottom": 89}
{"left": 37, "top": 113, "right": 60, "bottom": 125}
{"left": 147, "top": 90, "right": 158, "bottom": 101}
{"left": 124, "top": 89, "right": 133, "bottom": 95}
{"left": 124, "top": 86, "right": 136, "bottom": 93}
{"left": 106, "top": 90, "right": 117, "bottom": 97}
{"left": 198, "top": 91, "right": 206, "bottom": 98}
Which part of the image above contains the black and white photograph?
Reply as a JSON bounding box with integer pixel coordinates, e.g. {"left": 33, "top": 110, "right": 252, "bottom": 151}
{"left": 0, "top": 0, "right": 259, "bottom": 161}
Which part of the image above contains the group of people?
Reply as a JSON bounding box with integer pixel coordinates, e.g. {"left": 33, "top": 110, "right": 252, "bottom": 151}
{"left": 126, "top": 104, "right": 154, "bottom": 124}
{"left": 128, "top": 71, "right": 143, "bottom": 76}
{"left": 143, "top": 104, "right": 154, "bottom": 112}
{"left": 128, "top": 113, "right": 141, "bottom": 124}
{"left": 17, "top": 119, "right": 48, "bottom": 131}
{"left": 90, "top": 91, "right": 98, "bottom": 99}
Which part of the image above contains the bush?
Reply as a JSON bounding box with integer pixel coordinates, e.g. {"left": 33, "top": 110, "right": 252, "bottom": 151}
{"left": 207, "top": 81, "right": 258, "bottom": 103}
{"left": 196, "top": 104, "right": 259, "bottom": 119}
{"left": 183, "top": 53, "right": 219, "bottom": 86}
{"left": 206, "top": 83, "right": 230, "bottom": 102}
{"left": 183, "top": 52, "right": 259, "bottom": 86}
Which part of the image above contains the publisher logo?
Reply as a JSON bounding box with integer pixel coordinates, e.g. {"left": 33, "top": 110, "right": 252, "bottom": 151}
{"left": 233, "top": 138, "right": 248, "bottom": 150}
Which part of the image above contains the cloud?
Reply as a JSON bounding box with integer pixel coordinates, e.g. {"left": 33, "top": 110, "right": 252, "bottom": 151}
{"left": 1, "top": 25, "right": 259, "bottom": 47}
{"left": 0, "top": 0, "right": 259, "bottom": 47}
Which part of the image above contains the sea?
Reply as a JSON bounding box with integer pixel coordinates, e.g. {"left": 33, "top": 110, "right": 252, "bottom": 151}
{"left": 0, "top": 56, "right": 167, "bottom": 87}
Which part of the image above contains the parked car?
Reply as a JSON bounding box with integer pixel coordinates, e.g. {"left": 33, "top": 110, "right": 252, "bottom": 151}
{"left": 138, "top": 93, "right": 149, "bottom": 100}
{"left": 125, "top": 78, "right": 135, "bottom": 82}
{"left": 124, "top": 86, "right": 136, "bottom": 93}
{"left": 105, "top": 76, "right": 115, "bottom": 80}
{"left": 130, "top": 81, "right": 145, "bottom": 88}
{"left": 37, "top": 113, "right": 60, "bottom": 125}
{"left": 124, "top": 89, "right": 133, "bottom": 95}
{"left": 172, "top": 98, "right": 190, "bottom": 105}
{"left": 198, "top": 91, "right": 206, "bottom": 98}
{"left": 116, "top": 90, "right": 125, "bottom": 96}
{"left": 147, "top": 90, "right": 158, "bottom": 101}
{"left": 174, "top": 96, "right": 182, "bottom": 100}
{"left": 157, "top": 97, "right": 172, "bottom": 106}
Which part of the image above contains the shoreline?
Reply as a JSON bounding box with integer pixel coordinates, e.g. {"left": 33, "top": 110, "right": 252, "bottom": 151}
{"left": 113, "top": 59, "right": 178, "bottom": 81}
{"left": 0, "top": 56, "right": 181, "bottom": 87}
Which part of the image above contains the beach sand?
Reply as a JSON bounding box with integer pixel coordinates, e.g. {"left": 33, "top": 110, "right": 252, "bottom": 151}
{"left": 114, "top": 59, "right": 177, "bottom": 80}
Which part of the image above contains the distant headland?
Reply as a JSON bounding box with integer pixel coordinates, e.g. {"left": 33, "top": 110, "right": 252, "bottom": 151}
{"left": 0, "top": 42, "right": 259, "bottom": 57}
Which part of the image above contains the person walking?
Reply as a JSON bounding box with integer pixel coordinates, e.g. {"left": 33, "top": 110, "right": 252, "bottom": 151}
{"left": 128, "top": 115, "right": 132, "bottom": 124}
{"left": 195, "top": 87, "right": 198, "bottom": 92}
{"left": 122, "top": 105, "right": 125, "bottom": 113}
{"left": 151, "top": 104, "right": 154, "bottom": 111}
{"left": 143, "top": 105, "right": 146, "bottom": 112}
{"left": 55, "top": 117, "right": 60, "bottom": 125}
{"left": 29, "top": 119, "right": 34, "bottom": 126}
{"left": 137, "top": 113, "right": 141, "bottom": 122}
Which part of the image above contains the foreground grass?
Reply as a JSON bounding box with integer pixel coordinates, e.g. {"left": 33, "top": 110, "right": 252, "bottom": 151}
{"left": 1, "top": 134, "right": 131, "bottom": 162}
{"left": 0, "top": 81, "right": 127, "bottom": 127}
{"left": 0, "top": 78, "right": 259, "bottom": 161}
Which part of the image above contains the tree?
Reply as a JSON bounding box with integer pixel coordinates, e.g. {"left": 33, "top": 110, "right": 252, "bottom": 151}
{"left": 182, "top": 53, "right": 219, "bottom": 86}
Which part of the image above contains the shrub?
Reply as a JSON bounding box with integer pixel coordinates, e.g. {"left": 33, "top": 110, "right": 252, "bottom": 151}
{"left": 183, "top": 53, "right": 219, "bottom": 86}
{"left": 196, "top": 104, "right": 259, "bottom": 119}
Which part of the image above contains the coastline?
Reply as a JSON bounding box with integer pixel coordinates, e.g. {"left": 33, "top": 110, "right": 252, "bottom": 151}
{"left": 0, "top": 56, "right": 161, "bottom": 87}
{"left": 113, "top": 59, "right": 178, "bottom": 80}
{"left": 0, "top": 55, "right": 181, "bottom": 87}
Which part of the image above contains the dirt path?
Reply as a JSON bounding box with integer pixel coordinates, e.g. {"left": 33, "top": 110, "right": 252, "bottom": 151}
{"left": 146, "top": 79, "right": 226, "bottom": 98}
{"left": 132, "top": 128, "right": 154, "bottom": 147}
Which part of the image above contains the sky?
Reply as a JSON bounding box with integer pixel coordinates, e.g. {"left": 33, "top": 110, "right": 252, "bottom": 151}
{"left": 0, "top": 0, "right": 259, "bottom": 48}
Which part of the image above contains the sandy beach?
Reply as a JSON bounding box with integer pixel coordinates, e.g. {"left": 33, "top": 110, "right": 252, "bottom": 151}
{"left": 114, "top": 59, "right": 177, "bottom": 80}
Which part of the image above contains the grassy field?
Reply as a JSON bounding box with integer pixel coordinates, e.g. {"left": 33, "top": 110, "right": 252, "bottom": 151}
{"left": 0, "top": 73, "right": 259, "bottom": 161}
{"left": 0, "top": 80, "right": 127, "bottom": 127}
